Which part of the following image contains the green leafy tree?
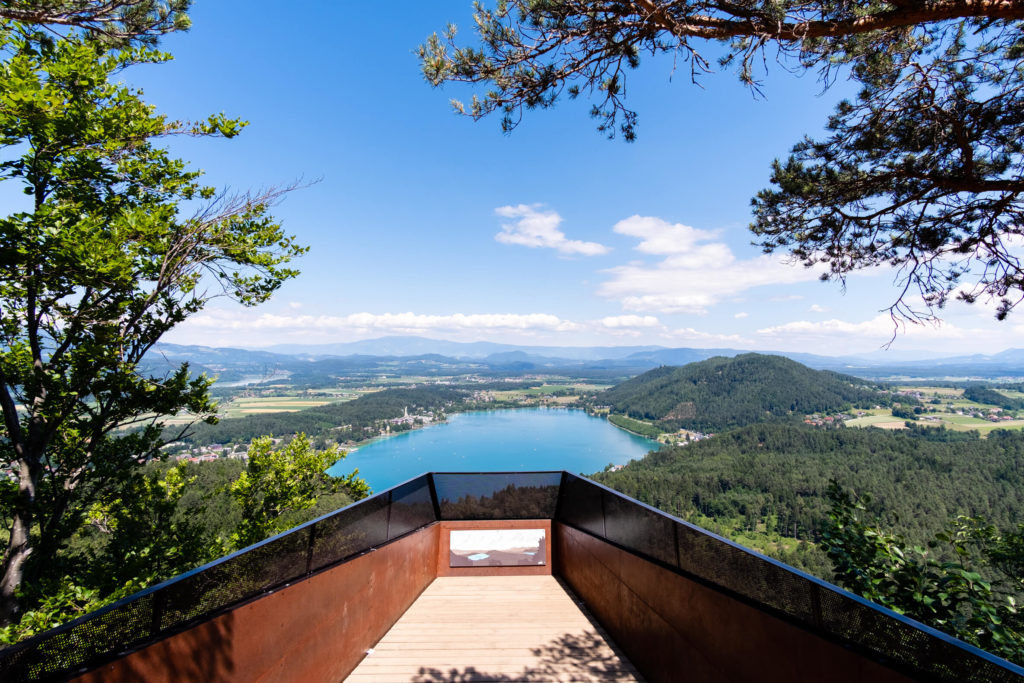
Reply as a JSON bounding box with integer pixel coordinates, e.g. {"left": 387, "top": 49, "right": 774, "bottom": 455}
{"left": 822, "top": 482, "right": 1024, "bottom": 664}
{"left": 0, "top": 459, "right": 214, "bottom": 644}
{"left": 421, "top": 2, "right": 1024, "bottom": 321}
{"left": 81, "top": 461, "right": 216, "bottom": 592}
{"left": 229, "top": 434, "right": 369, "bottom": 548}
{"left": 891, "top": 405, "right": 916, "bottom": 420}
{"left": 0, "top": 579, "right": 110, "bottom": 646}
{"left": 0, "top": 27, "right": 304, "bottom": 624}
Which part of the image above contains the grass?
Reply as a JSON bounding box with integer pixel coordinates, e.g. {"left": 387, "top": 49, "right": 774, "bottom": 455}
{"left": 218, "top": 395, "right": 346, "bottom": 418}
{"left": 489, "top": 382, "right": 612, "bottom": 400}
{"left": 607, "top": 414, "right": 665, "bottom": 438}
{"left": 845, "top": 414, "right": 908, "bottom": 429}
{"left": 939, "top": 415, "right": 1024, "bottom": 433}
{"left": 894, "top": 385, "right": 963, "bottom": 397}
{"left": 846, "top": 405, "right": 1024, "bottom": 434}
{"left": 522, "top": 385, "right": 574, "bottom": 396}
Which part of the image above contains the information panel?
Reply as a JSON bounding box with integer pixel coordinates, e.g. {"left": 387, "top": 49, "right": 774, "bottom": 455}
{"left": 449, "top": 528, "right": 547, "bottom": 567}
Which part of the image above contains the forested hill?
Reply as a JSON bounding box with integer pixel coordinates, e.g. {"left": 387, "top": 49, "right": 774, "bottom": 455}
{"left": 599, "top": 353, "right": 887, "bottom": 432}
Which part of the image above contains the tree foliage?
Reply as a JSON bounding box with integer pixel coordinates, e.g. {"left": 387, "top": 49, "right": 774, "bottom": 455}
{"left": 229, "top": 434, "right": 369, "bottom": 548}
{"left": 822, "top": 482, "right": 1024, "bottom": 664}
{"left": 0, "top": 451, "right": 368, "bottom": 645}
{"left": 421, "top": 0, "right": 1023, "bottom": 139}
{"left": 963, "top": 384, "right": 1024, "bottom": 411}
{"left": 0, "top": 25, "right": 303, "bottom": 623}
{"left": 0, "top": 1, "right": 190, "bottom": 44}
{"left": 422, "top": 2, "right": 1024, "bottom": 321}
{"left": 81, "top": 461, "right": 214, "bottom": 592}
{"left": 750, "top": 21, "right": 1024, "bottom": 323}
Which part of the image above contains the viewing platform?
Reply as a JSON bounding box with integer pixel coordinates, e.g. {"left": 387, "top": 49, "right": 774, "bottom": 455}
{"left": 1, "top": 472, "right": 1022, "bottom": 682}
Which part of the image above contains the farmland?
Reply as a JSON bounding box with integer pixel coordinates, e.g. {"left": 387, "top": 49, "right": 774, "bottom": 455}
{"left": 845, "top": 385, "right": 1024, "bottom": 434}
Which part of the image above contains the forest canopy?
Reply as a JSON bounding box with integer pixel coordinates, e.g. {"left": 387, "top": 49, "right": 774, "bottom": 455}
{"left": 593, "top": 422, "right": 1024, "bottom": 571}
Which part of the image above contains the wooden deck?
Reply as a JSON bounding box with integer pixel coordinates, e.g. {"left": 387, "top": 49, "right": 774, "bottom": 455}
{"left": 346, "top": 575, "right": 644, "bottom": 683}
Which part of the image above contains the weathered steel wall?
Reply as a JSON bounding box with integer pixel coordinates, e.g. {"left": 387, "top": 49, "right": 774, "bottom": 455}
{"left": 71, "top": 524, "right": 439, "bottom": 683}
{"left": 555, "top": 523, "right": 916, "bottom": 683}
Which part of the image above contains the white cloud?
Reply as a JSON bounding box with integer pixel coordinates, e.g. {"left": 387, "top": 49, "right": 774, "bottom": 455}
{"left": 182, "top": 310, "right": 583, "bottom": 337}
{"left": 734, "top": 312, "right": 749, "bottom": 319}
{"left": 663, "top": 327, "right": 751, "bottom": 346}
{"left": 599, "top": 216, "right": 821, "bottom": 314}
{"left": 758, "top": 316, "right": 901, "bottom": 338}
{"left": 753, "top": 314, "right": 995, "bottom": 353}
{"left": 494, "top": 204, "right": 610, "bottom": 256}
{"left": 612, "top": 215, "right": 722, "bottom": 260}
{"left": 174, "top": 308, "right": 671, "bottom": 347}
{"left": 809, "top": 304, "right": 829, "bottom": 313}
{"left": 598, "top": 315, "right": 661, "bottom": 329}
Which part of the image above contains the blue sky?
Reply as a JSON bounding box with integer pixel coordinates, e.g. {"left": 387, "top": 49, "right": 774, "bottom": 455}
{"left": 120, "top": 1, "right": 1021, "bottom": 356}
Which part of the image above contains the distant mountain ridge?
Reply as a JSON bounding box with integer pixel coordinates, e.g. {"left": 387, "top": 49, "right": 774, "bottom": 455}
{"left": 600, "top": 354, "right": 889, "bottom": 432}
{"left": 148, "top": 336, "right": 1024, "bottom": 382}
{"left": 258, "top": 336, "right": 664, "bottom": 361}
{"left": 245, "top": 335, "right": 1024, "bottom": 373}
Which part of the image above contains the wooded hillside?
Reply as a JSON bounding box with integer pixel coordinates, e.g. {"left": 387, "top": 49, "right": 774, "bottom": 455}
{"left": 592, "top": 423, "right": 1024, "bottom": 574}
{"left": 599, "top": 354, "right": 887, "bottom": 432}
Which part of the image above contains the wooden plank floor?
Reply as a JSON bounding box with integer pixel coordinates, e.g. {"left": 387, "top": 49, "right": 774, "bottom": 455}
{"left": 346, "top": 575, "right": 644, "bottom": 683}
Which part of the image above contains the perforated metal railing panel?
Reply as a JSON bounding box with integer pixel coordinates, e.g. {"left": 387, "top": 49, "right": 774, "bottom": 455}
{"left": 0, "top": 473, "right": 441, "bottom": 682}
{"left": 1, "top": 471, "right": 1022, "bottom": 682}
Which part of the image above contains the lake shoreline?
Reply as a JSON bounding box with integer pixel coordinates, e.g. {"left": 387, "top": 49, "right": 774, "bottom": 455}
{"left": 328, "top": 406, "right": 659, "bottom": 491}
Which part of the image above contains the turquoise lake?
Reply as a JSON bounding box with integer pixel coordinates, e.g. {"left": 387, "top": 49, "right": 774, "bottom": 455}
{"left": 327, "top": 407, "right": 659, "bottom": 492}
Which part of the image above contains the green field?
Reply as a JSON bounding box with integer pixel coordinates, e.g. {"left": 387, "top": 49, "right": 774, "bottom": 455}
{"left": 894, "top": 385, "right": 962, "bottom": 397}
{"left": 846, "top": 399, "right": 1024, "bottom": 434}
{"left": 845, "top": 413, "right": 909, "bottom": 429}
{"left": 939, "top": 414, "right": 1024, "bottom": 433}
{"left": 218, "top": 394, "right": 356, "bottom": 418}
{"left": 490, "top": 382, "right": 610, "bottom": 400}
{"left": 607, "top": 414, "right": 665, "bottom": 438}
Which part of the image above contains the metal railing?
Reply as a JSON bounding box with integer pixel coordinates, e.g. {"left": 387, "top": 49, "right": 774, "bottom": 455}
{"left": 0, "top": 471, "right": 1021, "bottom": 682}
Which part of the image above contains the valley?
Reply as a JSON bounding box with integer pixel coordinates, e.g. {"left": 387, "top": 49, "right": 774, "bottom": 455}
{"left": 47, "top": 341, "right": 1024, "bottom": 658}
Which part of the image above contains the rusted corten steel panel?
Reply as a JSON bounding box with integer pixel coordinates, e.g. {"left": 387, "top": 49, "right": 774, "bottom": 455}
{"left": 437, "top": 519, "right": 553, "bottom": 577}
{"left": 555, "top": 523, "right": 916, "bottom": 683}
{"left": 71, "top": 524, "right": 440, "bottom": 683}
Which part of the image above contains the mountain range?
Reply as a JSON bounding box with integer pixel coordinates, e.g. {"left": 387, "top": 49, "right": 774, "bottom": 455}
{"left": 146, "top": 336, "right": 1024, "bottom": 382}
